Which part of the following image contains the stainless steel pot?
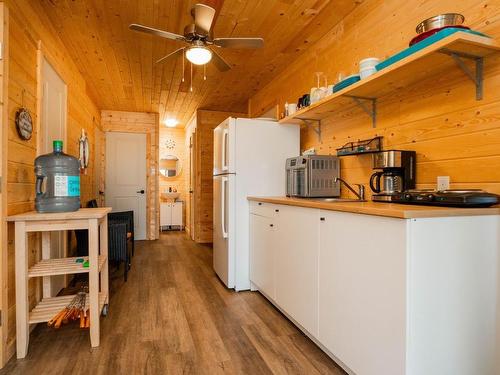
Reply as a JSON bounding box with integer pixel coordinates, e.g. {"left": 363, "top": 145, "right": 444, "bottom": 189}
{"left": 416, "top": 13, "right": 465, "bottom": 34}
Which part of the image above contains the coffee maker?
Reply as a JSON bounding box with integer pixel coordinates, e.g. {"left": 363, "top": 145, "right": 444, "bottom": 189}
{"left": 369, "top": 150, "right": 416, "bottom": 202}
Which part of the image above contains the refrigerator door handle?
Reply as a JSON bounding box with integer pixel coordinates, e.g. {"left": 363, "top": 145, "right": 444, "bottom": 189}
{"left": 221, "top": 176, "right": 229, "bottom": 238}
{"left": 222, "top": 128, "right": 229, "bottom": 172}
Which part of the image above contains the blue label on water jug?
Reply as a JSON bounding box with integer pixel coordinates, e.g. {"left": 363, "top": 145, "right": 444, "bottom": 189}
{"left": 68, "top": 176, "right": 80, "bottom": 197}
{"left": 54, "top": 175, "right": 80, "bottom": 197}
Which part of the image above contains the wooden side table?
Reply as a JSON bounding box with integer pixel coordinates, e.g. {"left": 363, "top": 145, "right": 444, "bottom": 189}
{"left": 6, "top": 207, "right": 111, "bottom": 358}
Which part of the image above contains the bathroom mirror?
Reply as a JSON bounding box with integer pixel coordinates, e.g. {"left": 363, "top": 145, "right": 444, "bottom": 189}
{"left": 159, "top": 155, "right": 182, "bottom": 178}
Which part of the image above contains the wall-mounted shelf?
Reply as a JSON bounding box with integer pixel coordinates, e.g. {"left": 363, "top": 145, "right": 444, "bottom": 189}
{"left": 279, "top": 32, "right": 500, "bottom": 128}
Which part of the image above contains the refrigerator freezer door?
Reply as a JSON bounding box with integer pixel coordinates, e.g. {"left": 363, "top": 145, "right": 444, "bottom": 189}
{"left": 213, "top": 174, "right": 234, "bottom": 288}
{"left": 213, "top": 118, "right": 232, "bottom": 175}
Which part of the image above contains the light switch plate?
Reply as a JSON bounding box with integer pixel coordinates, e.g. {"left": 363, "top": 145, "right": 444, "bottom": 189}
{"left": 437, "top": 176, "right": 450, "bottom": 191}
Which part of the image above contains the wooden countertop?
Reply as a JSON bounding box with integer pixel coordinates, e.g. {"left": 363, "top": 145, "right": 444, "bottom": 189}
{"left": 247, "top": 197, "right": 500, "bottom": 219}
{"left": 6, "top": 207, "right": 112, "bottom": 222}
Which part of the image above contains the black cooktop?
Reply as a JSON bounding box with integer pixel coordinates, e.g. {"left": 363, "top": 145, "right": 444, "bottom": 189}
{"left": 380, "top": 190, "right": 499, "bottom": 208}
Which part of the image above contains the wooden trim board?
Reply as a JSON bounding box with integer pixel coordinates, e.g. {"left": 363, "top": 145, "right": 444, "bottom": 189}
{"left": 0, "top": 3, "right": 9, "bottom": 367}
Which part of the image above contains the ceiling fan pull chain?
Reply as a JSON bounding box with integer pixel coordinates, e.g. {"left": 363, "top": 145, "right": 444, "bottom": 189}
{"left": 190, "top": 62, "right": 193, "bottom": 92}
{"left": 182, "top": 51, "right": 185, "bottom": 82}
{"left": 204, "top": 64, "right": 207, "bottom": 81}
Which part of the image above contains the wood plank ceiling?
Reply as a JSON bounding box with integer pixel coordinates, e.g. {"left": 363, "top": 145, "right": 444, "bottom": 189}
{"left": 37, "top": 0, "right": 361, "bottom": 126}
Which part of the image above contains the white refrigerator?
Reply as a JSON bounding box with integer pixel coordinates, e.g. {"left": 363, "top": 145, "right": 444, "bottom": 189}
{"left": 213, "top": 117, "right": 299, "bottom": 291}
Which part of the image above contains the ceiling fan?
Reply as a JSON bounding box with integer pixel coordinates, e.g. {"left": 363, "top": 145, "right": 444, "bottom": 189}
{"left": 129, "top": 3, "right": 264, "bottom": 72}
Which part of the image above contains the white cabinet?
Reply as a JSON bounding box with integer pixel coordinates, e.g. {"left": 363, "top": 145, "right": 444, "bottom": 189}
{"left": 160, "top": 202, "right": 183, "bottom": 229}
{"left": 318, "top": 210, "right": 406, "bottom": 375}
{"left": 275, "top": 205, "right": 319, "bottom": 337}
{"left": 249, "top": 200, "right": 499, "bottom": 375}
{"left": 249, "top": 203, "right": 319, "bottom": 336}
{"left": 249, "top": 213, "right": 276, "bottom": 299}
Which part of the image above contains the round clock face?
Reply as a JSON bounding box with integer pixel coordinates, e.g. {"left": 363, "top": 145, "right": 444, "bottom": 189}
{"left": 15, "top": 108, "right": 33, "bottom": 141}
{"left": 165, "top": 139, "right": 176, "bottom": 150}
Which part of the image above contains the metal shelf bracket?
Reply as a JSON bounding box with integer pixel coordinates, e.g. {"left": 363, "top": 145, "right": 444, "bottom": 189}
{"left": 296, "top": 117, "right": 322, "bottom": 142}
{"left": 439, "top": 48, "right": 484, "bottom": 100}
{"left": 345, "top": 95, "right": 377, "bottom": 128}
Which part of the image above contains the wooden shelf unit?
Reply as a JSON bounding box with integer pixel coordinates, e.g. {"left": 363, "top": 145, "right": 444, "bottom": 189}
{"left": 6, "top": 207, "right": 112, "bottom": 359}
{"left": 28, "top": 255, "right": 107, "bottom": 278}
{"left": 279, "top": 32, "right": 500, "bottom": 130}
{"left": 29, "top": 293, "right": 108, "bottom": 324}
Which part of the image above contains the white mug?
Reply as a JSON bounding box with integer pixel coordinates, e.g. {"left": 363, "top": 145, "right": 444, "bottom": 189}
{"left": 288, "top": 103, "right": 297, "bottom": 115}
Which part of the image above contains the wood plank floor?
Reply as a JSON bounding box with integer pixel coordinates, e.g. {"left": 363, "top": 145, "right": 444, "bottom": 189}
{"left": 1, "top": 232, "right": 345, "bottom": 374}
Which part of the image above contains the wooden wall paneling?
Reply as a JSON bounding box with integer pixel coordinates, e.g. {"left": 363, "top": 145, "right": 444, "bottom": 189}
{"left": 249, "top": 0, "right": 500, "bottom": 197}
{"left": 193, "top": 110, "right": 246, "bottom": 243}
{"left": 101, "top": 110, "right": 160, "bottom": 240}
{"left": 2, "top": 0, "right": 102, "bottom": 365}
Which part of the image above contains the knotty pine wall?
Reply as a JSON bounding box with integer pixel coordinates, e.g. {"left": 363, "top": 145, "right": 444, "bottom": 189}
{"left": 249, "top": 0, "right": 500, "bottom": 197}
{"left": 159, "top": 127, "right": 187, "bottom": 221}
{"left": 3, "top": 0, "right": 101, "bottom": 361}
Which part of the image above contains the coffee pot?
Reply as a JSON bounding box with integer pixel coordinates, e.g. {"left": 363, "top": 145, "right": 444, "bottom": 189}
{"left": 370, "top": 171, "right": 404, "bottom": 194}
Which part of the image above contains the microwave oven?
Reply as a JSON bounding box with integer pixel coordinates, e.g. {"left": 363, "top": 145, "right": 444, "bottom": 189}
{"left": 286, "top": 155, "right": 340, "bottom": 197}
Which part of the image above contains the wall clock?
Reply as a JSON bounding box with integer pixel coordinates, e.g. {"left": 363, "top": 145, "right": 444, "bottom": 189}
{"left": 165, "top": 139, "right": 176, "bottom": 150}
{"left": 15, "top": 108, "right": 33, "bottom": 140}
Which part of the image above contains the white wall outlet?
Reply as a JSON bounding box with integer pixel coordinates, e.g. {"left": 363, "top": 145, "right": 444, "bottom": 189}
{"left": 437, "top": 176, "right": 450, "bottom": 191}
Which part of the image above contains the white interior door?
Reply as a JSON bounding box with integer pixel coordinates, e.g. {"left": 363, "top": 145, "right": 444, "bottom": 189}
{"left": 40, "top": 57, "right": 67, "bottom": 297}
{"left": 105, "top": 132, "right": 147, "bottom": 240}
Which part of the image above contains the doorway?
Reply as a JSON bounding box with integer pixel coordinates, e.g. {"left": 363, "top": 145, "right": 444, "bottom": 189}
{"left": 39, "top": 57, "right": 68, "bottom": 297}
{"left": 105, "top": 132, "right": 147, "bottom": 240}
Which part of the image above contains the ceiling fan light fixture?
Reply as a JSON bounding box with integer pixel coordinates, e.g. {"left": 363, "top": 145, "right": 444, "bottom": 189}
{"left": 185, "top": 46, "right": 212, "bottom": 65}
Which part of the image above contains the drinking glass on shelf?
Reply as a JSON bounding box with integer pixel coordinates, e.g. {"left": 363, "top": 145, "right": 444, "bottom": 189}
{"left": 311, "top": 72, "right": 326, "bottom": 104}
{"left": 335, "top": 72, "right": 345, "bottom": 84}
{"left": 321, "top": 75, "right": 329, "bottom": 96}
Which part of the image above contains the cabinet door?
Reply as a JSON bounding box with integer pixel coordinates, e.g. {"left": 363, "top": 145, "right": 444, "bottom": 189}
{"left": 249, "top": 213, "right": 275, "bottom": 300}
{"left": 275, "top": 205, "right": 319, "bottom": 337}
{"left": 160, "top": 203, "right": 171, "bottom": 226}
{"left": 171, "top": 202, "right": 183, "bottom": 226}
{"left": 318, "top": 210, "right": 406, "bottom": 375}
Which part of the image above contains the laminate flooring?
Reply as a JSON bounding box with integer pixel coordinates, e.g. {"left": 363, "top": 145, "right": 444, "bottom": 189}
{"left": 1, "top": 232, "right": 345, "bottom": 375}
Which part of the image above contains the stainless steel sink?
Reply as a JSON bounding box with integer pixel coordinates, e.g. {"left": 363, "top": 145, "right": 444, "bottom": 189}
{"left": 308, "top": 197, "right": 366, "bottom": 203}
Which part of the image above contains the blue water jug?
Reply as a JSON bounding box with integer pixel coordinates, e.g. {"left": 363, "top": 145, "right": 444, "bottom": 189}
{"left": 35, "top": 140, "right": 80, "bottom": 212}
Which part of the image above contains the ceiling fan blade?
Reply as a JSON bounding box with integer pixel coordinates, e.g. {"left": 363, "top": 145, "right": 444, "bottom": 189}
{"left": 129, "top": 23, "right": 186, "bottom": 42}
{"left": 192, "top": 4, "right": 216, "bottom": 35}
{"left": 156, "top": 47, "right": 185, "bottom": 64}
{"left": 210, "top": 49, "right": 231, "bottom": 72}
{"left": 213, "top": 37, "right": 264, "bottom": 49}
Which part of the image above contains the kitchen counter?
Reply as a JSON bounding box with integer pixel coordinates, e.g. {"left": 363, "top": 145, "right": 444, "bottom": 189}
{"left": 247, "top": 196, "right": 500, "bottom": 219}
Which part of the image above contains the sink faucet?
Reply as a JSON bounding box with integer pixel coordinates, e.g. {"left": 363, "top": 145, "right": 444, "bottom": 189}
{"left": 334, "top": 177, "right": 365, "bottom": 201}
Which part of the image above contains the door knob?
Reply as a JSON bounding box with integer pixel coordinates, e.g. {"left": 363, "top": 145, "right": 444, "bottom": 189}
{"left": 136, "top": 189, "right": 145, "bottom": 194}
